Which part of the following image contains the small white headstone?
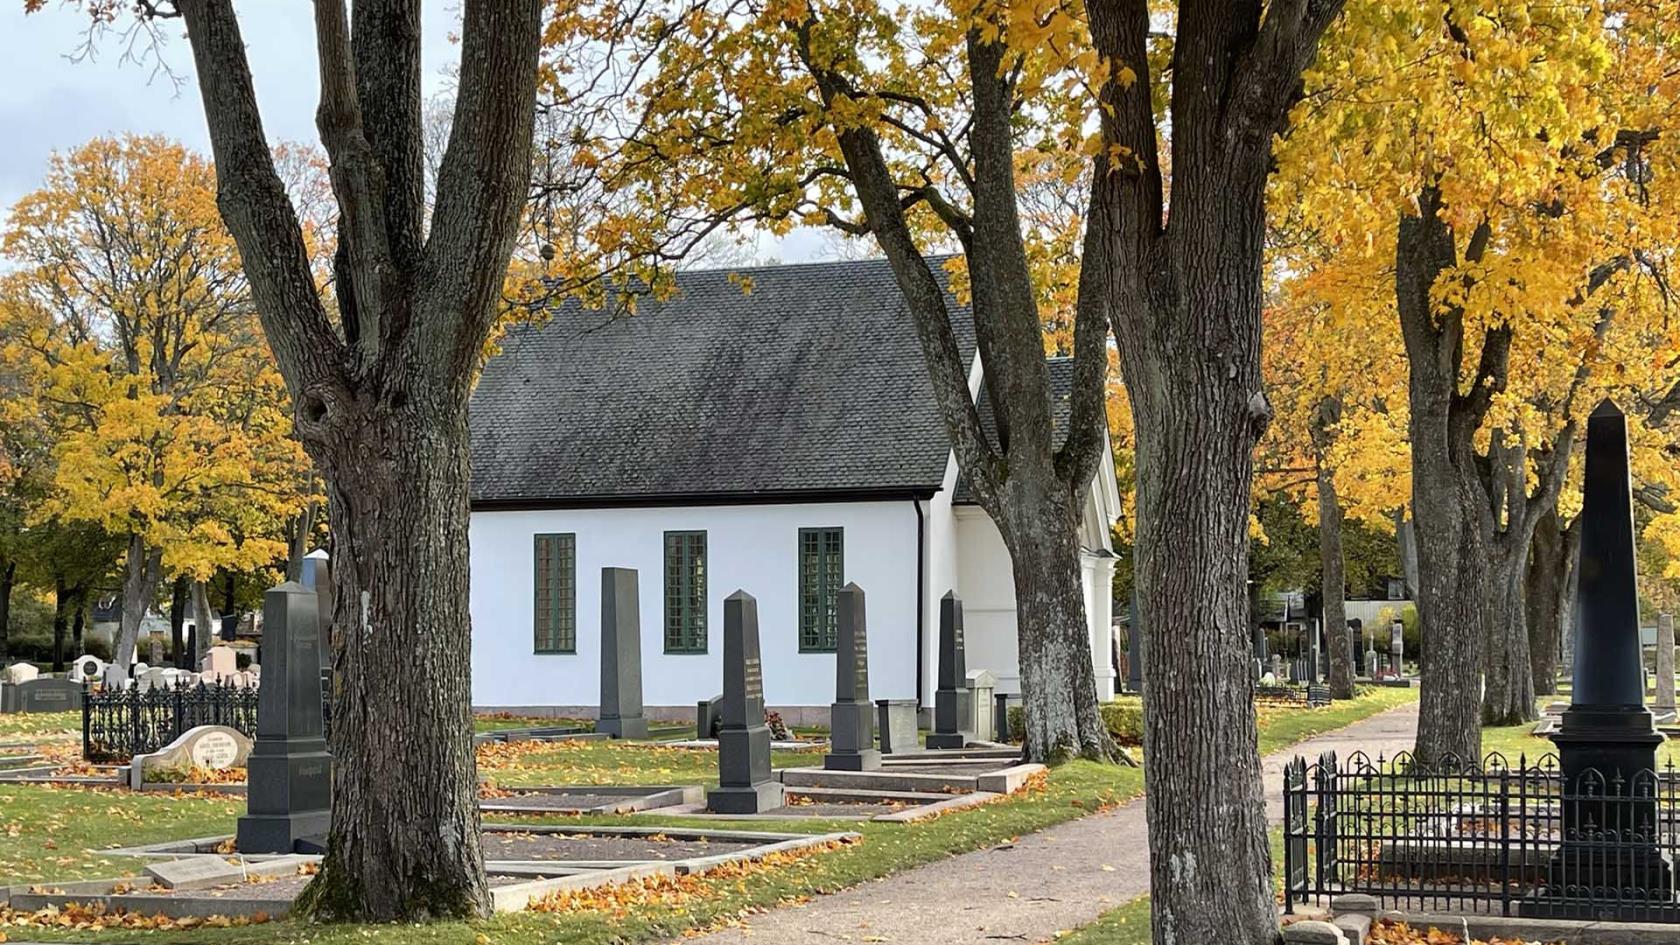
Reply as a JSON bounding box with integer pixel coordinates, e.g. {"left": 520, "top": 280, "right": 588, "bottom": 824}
{"left": 69, "top": 655, "right": 106, "bottom": 684}
{"left": 137, "top": 667, "right": 170, "bottom": 692}
{"left": 102, "top": 663, "right": 130, "bottom": 690}
{"left": 2, "top": 663, "right": 39, "bottom": 685}
{"left": 128, "top": 724, "right": 253, "bottom": 788}
{"left": 199, "top": 645, "right": 237, "bottom": 680}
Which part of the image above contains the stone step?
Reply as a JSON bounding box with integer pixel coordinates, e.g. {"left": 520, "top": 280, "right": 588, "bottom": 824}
{"left": 785, "top": 785, "right": 952, "bottom": 806}
{"left": 0, "top": 754, "right": 43, "bottom": 770}
{"left": 777, "top": 767, "right": 977, "bottom": 794}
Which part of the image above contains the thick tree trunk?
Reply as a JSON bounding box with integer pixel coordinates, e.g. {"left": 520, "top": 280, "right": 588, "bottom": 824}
{"left": 191, "top": 581, "right": 215, "bottom": 664}
{"left": 1395, "top": 509, "right": 1421, "bottom": 600}
{"left": 998, "top": 485, "right": 1116, "bottom": 762}
{"left": 0, "top": 558, "right": 15, "bottom": 662}
{"left": 295, "top": 393, "right": 488, "bottom": 921}
{"left": 286, "top": 500, "right": 321, "bottom": 582}
{"left": 1558, "top": 517, "right": 1583, "bottom": 680}
{"left": 52, "top": 575, "right": 69, "bottom": 673}
{"left": 71, "top": 586, "right": 85, "bottom": 654}
{"left": 1319, "top": 463, "right": 1354, "bottom": 699}
{"left": 1482, "top": 543, "right": 1536, "bottom": 724}
{"left": 113, "top": 534, "right": 162, "bottom": 669}
{"left": 1526, "top": 508, "right": 1568, "bottom": 697}
{"left": 168, "top": 576, "right": 190, "bottom": 667}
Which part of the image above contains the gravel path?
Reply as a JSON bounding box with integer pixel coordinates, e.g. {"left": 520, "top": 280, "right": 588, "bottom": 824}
{"left": 676, "top": 701, "right": 1421, "bottom": 945}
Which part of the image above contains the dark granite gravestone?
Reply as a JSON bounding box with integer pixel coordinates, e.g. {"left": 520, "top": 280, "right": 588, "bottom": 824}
{"left": 1127, "top": 594, "right": 1145, "bottom": 694}
{"left": 926, "top": 591, "right": 970, "bottom": 750}
{"left": 825, "top": 584, "right": 880, "bottom": 771}
{"left": 236, "top": 582, "right": 331, "bottom": 854}
{"left": 0, "top": 677, "right": 83, "bottom": 713}
{"left": 598, "top": 568, "right": 649, "bottom": 739}
{"left": 696, "top": 693, "right": 726, "bottom": 739}
{"left": 875, "top": 699, "right": 918, "bottom": 753}
{"left": 706, "top": 591, "right": 784, "bottom": 813}
{"left": 995, "top": 692, "right": 1013, "bottom": 742}
{"left": 300, "top": 550, "right": 334, "bottom": 672}
{"left": 1308, "top": 619, "right": 1321, "bottom": 683}
{"left": 1389, "top": 619, "right": 1404, "bottom": 674}
{"left": 1252, "top": 626, "right": 1268, "bottom": 663}
{"left": 1534, "top": 401, "right": 1674, "bottom": 914}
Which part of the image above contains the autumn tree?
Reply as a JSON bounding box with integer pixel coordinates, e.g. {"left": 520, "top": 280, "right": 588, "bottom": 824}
{"left": 1276, "top": 0, "right": 1680, "bottom": 758}
{"left": 33, "top": 0, "right": 545, "bottom": 920}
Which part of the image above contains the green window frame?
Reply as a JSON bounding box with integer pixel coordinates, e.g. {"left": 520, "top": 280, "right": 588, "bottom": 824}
{"left": 798, "top": 527, "right": 844, "bottom": 652}
{"left": 533, "top": 533, "right": 577, "bottom": 654}
{"left": 664, "top": 530, "right": 708, "bottom": 653}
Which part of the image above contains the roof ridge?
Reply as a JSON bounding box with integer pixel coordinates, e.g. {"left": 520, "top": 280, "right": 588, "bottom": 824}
{"left": 666, "top": 253, "right": 961, "bottom": 278}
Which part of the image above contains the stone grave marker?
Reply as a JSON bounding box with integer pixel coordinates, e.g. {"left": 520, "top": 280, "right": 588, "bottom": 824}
{"left": 1364, "top": 647, "right": 1378, "bottom": 679}
{"left": 824, "top": 583, "right": 879, "bottom": 771}
{"left": 236, "top": 582, "right": 331, "bottom": 854}
{"left": 926, "top": 591, "right": 970, "bottom": 750}
{"left": 0, "top": 677, "right": 83, "bottom": 713}
{"left": 1657, "top": 613, "right": 1676, "bottom": 719}
{"left": 2, "top": 663, "right": 39, "bottom": 685}
{"left": 102, "top": 663, "right": 130, "bottom": 690}
{"left": 69, "top": 655, "right": 105, "bottom": 684}
{"left": 966, "top": 669, "right": 997, "bottom": 742}
{"left": 200, "top": 645, "right": 237, "bottom": 681}
{"left": 706, "top": 590, "right": 784, "bottom": 813}
{"left": 147, "top": 638, "right": 164, "bottom": 667}
{"left": 598, "top": 567, "right": 649, "bottom": 739}
{"left": 144, "top": 856, "right": 247, "bottom": 891}
{"left": 136, "top": 667, "right": 170, "bottom": 692}
{"left": 300, "top": 548, "right": 334, "bottom": 671}
{"left": 1389, "top": 620, "right": 1404, "bottom": 674}
{"left": 874, "top": 699, "right": 918, "bottom": 754}
{"left": 696, "top": 694, "right": 726, "bottom": 740}
{"left": 129, "top": 724, "right": 254, "bottom": 788}
{"left": 1270, "top": 653, "right": 1285, "bottom": 680}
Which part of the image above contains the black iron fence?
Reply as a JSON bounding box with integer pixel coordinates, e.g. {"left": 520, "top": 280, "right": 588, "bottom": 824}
{"left": 81, "top": 675, "right": 332, "bottom": 762}
{"left": 1283, "top": 750, "right": 1680, "bottom": 923}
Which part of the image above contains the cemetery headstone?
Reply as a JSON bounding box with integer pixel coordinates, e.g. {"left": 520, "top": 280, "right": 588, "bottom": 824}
{"left": 0, "top": 677, "right": 82, "bottom": 713}
{"left": 69, "top": 655, "right": 105, "bottom": 684}
{"left": 1364, "top": 647, "right": 1378, "bottom": 680}
{"left": 1252, "top": 626, "right": 1268, "bottom": 662}
{"left": 926, "top": 591, "right": 970, "bottom": 750}
{"left": 825, "top": 584, "right": 880, "bottom": 771}
{"left": 1271, "top": 653, "right": 1285, "bottom": 680}
{"left": 706, "top": 590, "right": 784, "bottom": 813}
{"left": 128, "top": 724, "right": 254, "bottom": 789}
{"left": 696, "top": 694, "right": 727, "bottom": 740}
{"left": 598, "top": 567, "right": 649, "bottom": 739}
{"left": 236, "top": 582, "right": 331, "bottom": 854}
{"left": 1308, "top": 619, "right": 1321, "bottom": 682}
{"left": 2, "top": 663, "right": 39, "bottom": 685}
{"left": 1544, "top": 400, "right": 1673, "bottom": 904}
{"left": 137, "top": 667, "right": 170, "bottom": 692}
{"left": 1389, "top": 619, "right": 1404, "bottom": 675}
{"left": 1657, "top": 614, "right": 1677, "bottom": 718}
{"left": 966, "top": 669, "right": 997, "bottom": 744}
{"left": 200, "top": 645, "right": 237, "bottom": 682}
{"left": 994, "top": 693, "right": 1012, "bottom": 742}
{"left": 102, "top": 663, "right": 130, "bottom": 691}
{"left": 875, "top": 699, "right": 918, "bottom": 754}
{"left": 148, "top": 638, "right": 164, "bottom": 667}
{"left": 300, "top": 549, "right": 333, "bottom": 671}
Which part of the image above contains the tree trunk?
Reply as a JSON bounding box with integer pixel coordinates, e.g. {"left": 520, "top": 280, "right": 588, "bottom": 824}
{"left": 286, "top": 500, "right": 321, "bottom": 582}
{"left": 113, "top": 534, "right": 162, "bottom": 669}
{"left": 71, "top": 586, "right": 86, "bottom": 653}
{"left": 1319, "top": 461, "right": 1354, "bottom": 699}
{"left": 168, "top": 576, "right": 190, "bottom": 667}
{"left": 191, "top": 581, "right": 215, "bottom": 664}
{"left": 294, "top": 394, "right": 489, "bottom": 921}
{"left": 0, "top": 558, "right": 13, "bottom": 662}
{"left": 1397, "top": 193, "right": 1490, "bottom": 766}
{"left": 52, "top": 574, "right": 70, "bottom": 673}
{"left": 1395, "top": 509, "right": 1421, "bottom": 600}
{"left": 1482, "top": 543, "right": 1536, "bottom": 724}
{"left": 999, "top": 485, "right": 1115, "bottom": 762}
{"left": 1558, "top": 516, "right": 1583, "bottom": 680}
{"left": 1526, "top": 508, "right": 1568, "bottom": 697}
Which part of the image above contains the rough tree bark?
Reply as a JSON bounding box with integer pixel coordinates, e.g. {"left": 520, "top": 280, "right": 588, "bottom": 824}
{"left": 1394, "top": 508, "right": 1421, "bottom": 599}
{"left": 0, "top": 558, "right": 14, "bottom": 661}
{"left": 1086, "top": 2, "right": 1347, "bottom": 942}
{"left": 796, "top": 24, "right": 1118, "bottom": 763}
{"left": 51, "top": 575, "right": 69, "bottom": 672}
{"left": 70, "top": 586, "right": 85, "bottom": 654}
{"left": 1525, "top": 508, "right": 1574, "bottom": 697}
{"left": 165, "top": 0, "right": 544, "bottom": 920}
{"left": 1399, "top": 189, "right": 1612, "bottom": 757}
{"left": 1314, "top": 396, "right": 1354, "bottom": 699}
{"left": 191, "top": 581, "right": 215, "bottom": 664}
{"left": 168, "top": 576, "right": 189, "bottom": 667}
{"left": 113, "top": 534, "right": 161, "bottom": 669}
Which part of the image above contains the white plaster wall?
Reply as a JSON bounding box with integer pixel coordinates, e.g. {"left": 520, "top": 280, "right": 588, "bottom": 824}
{"left": 469, "top": 501, "right": 921, "bottom": 709}
{"left": 921, "top": 457, "right": 962, "bottom": 709}
{"left": 952, "top": 507, "right": 1024, "bottom": 693}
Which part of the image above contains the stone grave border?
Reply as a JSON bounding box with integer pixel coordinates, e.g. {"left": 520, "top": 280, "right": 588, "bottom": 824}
{"left": 478, "top": 784, "right": 701, "bottom": 815}
{"left": 20, "top": 824, "right": 857, "bottom": 918}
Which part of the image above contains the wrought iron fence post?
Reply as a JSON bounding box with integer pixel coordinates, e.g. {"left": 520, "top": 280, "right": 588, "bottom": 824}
{"left": 1499, "top": 765, "right": 1511, "bottom": 916}
{"left": 1284, "top": 757, "right": 1296, "bottom": 915}
{"left": 80, "top": 681, "right": 91, "bottom": 761}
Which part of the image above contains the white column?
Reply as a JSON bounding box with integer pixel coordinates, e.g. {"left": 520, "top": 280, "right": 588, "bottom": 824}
{"left": 1084, "top": 552, "right": 1117, "bottom": 701}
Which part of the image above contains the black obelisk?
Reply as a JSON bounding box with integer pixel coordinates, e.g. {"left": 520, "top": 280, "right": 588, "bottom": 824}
{"left": 1534, "top": 400, "right": 1673, "bottom": 915}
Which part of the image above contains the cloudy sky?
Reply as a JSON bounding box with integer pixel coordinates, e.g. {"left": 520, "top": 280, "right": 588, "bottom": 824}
{"left": 0, "top": 3, "right": 828, "bottom": 262}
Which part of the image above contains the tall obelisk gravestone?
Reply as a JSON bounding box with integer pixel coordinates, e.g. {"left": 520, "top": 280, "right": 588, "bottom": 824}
{"left": 926, "top": 591, "right": 969, "bottom": 750}
{"left": 707, "top": 591, "right": 784, "bottom": 813}
{"left": 825, "top": 584, "right": 880, "bottom": 771}
{"left": 1536, "top": 400, "right": 1673, "bottom": 914}
{"left": 598, "top": 568, "right": 649, "bottom": 739}
{"left": 237, "top": 582, "right": 331, "bottom": 854}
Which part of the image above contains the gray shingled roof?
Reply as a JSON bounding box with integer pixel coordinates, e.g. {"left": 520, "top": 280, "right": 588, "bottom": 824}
{"left": 951, "top": 357, "right": 1077, "bottom": 504}
{"left": 469, "top": 258, "right": 977, "bottom": 506}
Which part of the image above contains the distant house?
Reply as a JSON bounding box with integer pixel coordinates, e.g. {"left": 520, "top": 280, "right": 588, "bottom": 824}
{"left": 466, "top": 258, "right": 1123, "bottom": 718}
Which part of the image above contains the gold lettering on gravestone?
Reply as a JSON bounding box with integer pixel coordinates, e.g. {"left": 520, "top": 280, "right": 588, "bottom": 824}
{"left": 744, "top": 657, "right": 762, "bottom": 697}
{"left": 35, "top": 689, "right": 66, "bottom": 702}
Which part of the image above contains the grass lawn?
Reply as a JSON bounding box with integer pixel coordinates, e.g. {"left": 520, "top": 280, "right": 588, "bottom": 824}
{"left": 0, "top": 711, "right": 81, "bottom": 742}
{"left": 0, "top": 688, "right": 1416, "bottom": 944}
{"left": 1482, "top": 704, "right": 1680, "bottom": 767}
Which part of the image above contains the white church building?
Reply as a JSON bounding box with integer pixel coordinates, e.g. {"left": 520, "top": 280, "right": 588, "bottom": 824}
{"left": 466, "top": 258, "right": 1122, "bottom": 719}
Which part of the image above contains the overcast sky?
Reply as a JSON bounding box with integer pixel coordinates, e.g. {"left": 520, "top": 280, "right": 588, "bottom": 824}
{"left": 1, "top": 3, "right": 829, "bottom": 262}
